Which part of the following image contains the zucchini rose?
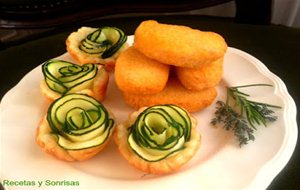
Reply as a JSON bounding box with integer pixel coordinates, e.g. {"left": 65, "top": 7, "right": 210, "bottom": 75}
{"left": 66, "top": 26, "right": 128, "bottom": 69}
{"left": 40, "top": 59, "right": 109, "bottom": 102}
{"left": 114, "top": 104, "right": 200, "bottom": 174}
{"left": 36, "top": 93, "right": 115, "bottom": 161}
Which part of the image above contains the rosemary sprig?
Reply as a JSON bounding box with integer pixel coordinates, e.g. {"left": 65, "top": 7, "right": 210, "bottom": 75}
{"left": 211, "top": 84, "right": 281, "bottom": 146}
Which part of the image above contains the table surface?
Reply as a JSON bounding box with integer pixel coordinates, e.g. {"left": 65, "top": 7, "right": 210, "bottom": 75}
{"left": 0, "top": 15, "right": 299, "bottom": 189}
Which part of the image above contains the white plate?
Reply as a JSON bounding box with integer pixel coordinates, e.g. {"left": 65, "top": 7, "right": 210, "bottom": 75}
{"left": 0, "top": 36, "right": 297, "bottom": 190}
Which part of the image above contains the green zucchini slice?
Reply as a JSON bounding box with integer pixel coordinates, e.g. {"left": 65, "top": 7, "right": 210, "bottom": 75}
{"left": 79, "top": 26, "right": 127, "bottom": 59}
{"left": 42, "top": 60, "right": 98, "bottom": 95}
{"left": 47, "top": 93, "right": 114, "bottom": 150}
{"left": 128, "top": 104, "right": 192, "bottom": 162}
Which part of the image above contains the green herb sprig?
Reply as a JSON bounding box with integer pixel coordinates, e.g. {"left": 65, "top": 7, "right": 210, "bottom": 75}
{"left": 211, "top": 84, "right": 281, "bottom": 146}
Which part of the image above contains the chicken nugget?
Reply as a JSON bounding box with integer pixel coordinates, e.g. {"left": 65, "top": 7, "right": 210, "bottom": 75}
{"left": 115, "top": 46, "right": 170, "bottom": 94}
{"left": 122, "top": 77, "right": 217, "bottom": 112}
{"left": 176, "top": 57, "right": 224, "bottom": 91}
{"left": 134, "top": 20, "right": 227, "bottom": 68}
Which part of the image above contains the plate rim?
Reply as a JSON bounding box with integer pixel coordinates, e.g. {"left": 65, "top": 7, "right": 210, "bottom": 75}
{"left": 0, "top": 44, "right": 298, "bottom": 190}
{"left": 227, "top": 47, "right": 298, "bottom": 189}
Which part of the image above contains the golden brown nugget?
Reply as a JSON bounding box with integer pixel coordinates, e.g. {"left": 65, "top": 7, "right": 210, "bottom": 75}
{"left": 134, "top": 20, "right": 227, "bottom": 68}
{"left": 115, "top": 46, "right": 170, "bottom": 94}
{"left": 122, "top": 77, "right": 217, "bottom": 112}
{"left": 175, "top": 57, "right": 224, "bottom": 91}
{"left": 66, "top": 26, "right": 128, "bottom": 68}
{"left": 114, "top": 105, "right": 200, "bottom": 174}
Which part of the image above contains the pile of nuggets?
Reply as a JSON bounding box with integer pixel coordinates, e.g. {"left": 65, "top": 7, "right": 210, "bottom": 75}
{"left": 115, "top": 20, "right": 228, "bottom": 112}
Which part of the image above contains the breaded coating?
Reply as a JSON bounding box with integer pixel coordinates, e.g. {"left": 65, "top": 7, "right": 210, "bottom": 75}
{"left": 40, "top": 66, "right": 109, "bottom": 102}
{"left": 36, "top": 116, "right": 112, "bottom": 161}
{"left": 134, "top": 20, "right": 227, "bottom": 68}
{"left": 115, "top": 46, "right": 170, "bottom": 94}
{"left": 114, "top": 107, "right": 200, "bottom": 174}
{"left": 122, "top": 77, "right": 217, "bottom": 112}
{"left": 176, "top": 57, "right": 224, "bottom": 91}
{"left": 66, "top": 26, "right": 128, "bottom": 68}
